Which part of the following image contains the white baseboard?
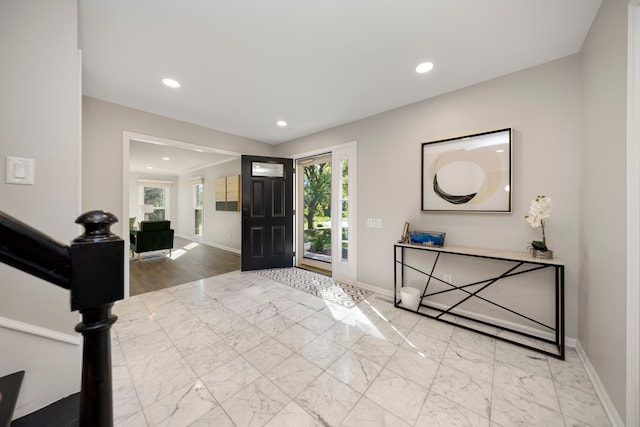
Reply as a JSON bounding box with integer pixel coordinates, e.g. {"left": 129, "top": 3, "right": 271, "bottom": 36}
{"left": 0, "top": 316, "right": 80, "bottom": 346}
{"left": 356, "top": 281, "right": 394, "bottom": 298}
{"left": 206, "top": 242, "right": 241, "bottom": 254}
{"left": 174, "top": 234, "right": 241, "bottom": 254}
{"left": 575, "top": 341, "right": 625, "bottom": 426}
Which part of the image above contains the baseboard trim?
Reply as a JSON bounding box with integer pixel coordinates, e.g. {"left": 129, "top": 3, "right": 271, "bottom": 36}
{"left": 575, "top": 341, "right": 625, "bottom": 426}
{"left": 205, "top": 241, "right": 241, "bottom": 254}
{"left": 174, "top": 234, "right": 241, "bottom": 254}
{"left": 0, "top": 316, "right": 80, "bottom": 346}
{"left": 356, "top": 281, "right": 394, "bottom": 298}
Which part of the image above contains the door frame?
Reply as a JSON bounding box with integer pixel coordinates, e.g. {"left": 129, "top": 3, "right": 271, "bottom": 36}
{"left": 292, "top": 141, "right": 357, "bottom": 283}
{"left": 296, "top": 153, "right": 334, "bottom": 273}
{"left": 331, "top": 143, "right": 357, "bottom": 283}
{"left": 627, "top": 2, "right": 640, "bottom": 425}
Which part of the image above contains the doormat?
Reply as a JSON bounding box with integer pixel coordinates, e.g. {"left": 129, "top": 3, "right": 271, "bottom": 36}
{"left": 256, "top": 267, "right": 374, "bottom": 309}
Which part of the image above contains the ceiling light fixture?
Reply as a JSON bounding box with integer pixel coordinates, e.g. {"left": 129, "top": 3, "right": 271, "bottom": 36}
{"left": 276, "top": 120, "right": 287, "bottom": 127}
{"left": 162, "top": 157, "right": 170, "bottom": 160}
{"left": 415, "top": 62, "right": 434, "bottom": 74}
{"left": 162, "top": 78, "right": 181, "bottom": 88}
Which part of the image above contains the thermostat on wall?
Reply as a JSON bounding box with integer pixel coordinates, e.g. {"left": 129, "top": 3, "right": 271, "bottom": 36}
{"left": 5, "top": 156, "right": 35, "bottom": 185}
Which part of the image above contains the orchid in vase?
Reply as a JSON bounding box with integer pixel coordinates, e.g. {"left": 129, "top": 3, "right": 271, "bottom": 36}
{"left": 525, "top": 195, "right": 552, "bottom": 253}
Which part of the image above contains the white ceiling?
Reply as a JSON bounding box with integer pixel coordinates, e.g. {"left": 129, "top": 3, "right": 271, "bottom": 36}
{"left": 79, "top": 0, "right": 601, "bottom": 147}
{"left": 129, "top": 138, "right": 237, "bottom": 176}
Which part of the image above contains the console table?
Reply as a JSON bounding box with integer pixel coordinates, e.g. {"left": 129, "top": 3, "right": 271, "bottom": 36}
{"left": 393, "top": 243, "right": 565, "bottom": 359}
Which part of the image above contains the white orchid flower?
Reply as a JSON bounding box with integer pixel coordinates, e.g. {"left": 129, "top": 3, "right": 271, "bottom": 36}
{"left": 525, "top": 214, "right": 541, "bottom": 228}
{"left": 530, "top": 195, "right": 552, "bottom": 219}
{"left": 526, "top": 196, "right": 552, "bottom": 225}
{"left": 525, "top": 195, "right": 552, "bottom": 252}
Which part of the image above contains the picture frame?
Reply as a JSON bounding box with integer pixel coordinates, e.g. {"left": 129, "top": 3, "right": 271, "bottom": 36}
{"left": 401, "top": 222, "right": 410, "bottom": 243}
{"left": 421, "top": 128, "right": 512, "bottom": 213}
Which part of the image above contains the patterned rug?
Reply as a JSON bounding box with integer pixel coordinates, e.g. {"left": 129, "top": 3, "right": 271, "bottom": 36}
{"left": 256, "top": 267, "right": 374, "bottom": 308}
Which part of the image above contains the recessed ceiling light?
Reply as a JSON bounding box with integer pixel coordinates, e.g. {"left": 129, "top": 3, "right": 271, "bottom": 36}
{"left": 146, "top": 166, "right": 153, "bottom": 169}
{"left": 415, "top": 62, "right": 434, "bottom": 74}
{"left": 162, "top": 78, "right": 181, "bottom": 88}
{"left": 276, "top": 120, "right": 287, "bottom": 127}
{"left": 162, "top": 157, "right": 170, "bottom": 160}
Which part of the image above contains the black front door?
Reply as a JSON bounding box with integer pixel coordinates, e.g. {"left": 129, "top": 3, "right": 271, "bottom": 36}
{"left": 241, "top": 155, "right": 294, "bottom": 271}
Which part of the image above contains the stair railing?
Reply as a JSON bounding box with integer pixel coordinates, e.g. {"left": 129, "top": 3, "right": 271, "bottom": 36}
{"left": 0, "top": 210, "right": 124, "bottom": 427}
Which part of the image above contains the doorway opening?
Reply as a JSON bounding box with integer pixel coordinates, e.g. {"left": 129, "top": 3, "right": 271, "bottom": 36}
{"left": 294, "top": 142, "right": 356, "bottom": 283}
{"left": 297, "top": 154, "right": 333, "bottom": 274}
{"left": 122, "top": 131, "right": 241, "bottom": 297}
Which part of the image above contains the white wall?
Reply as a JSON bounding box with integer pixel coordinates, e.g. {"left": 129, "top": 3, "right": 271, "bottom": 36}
{"left": 276, "top": 56, "right": 581, "bottom": 339}
{"left": 77, "top": 3, "right": 632, "bottom": 420}
{"left": 579, "top": 0, "right": 628, "bottom": 420}
{"left": 178, "top": 159, "right": 242, "bottom": 251}
{"left": 82, "top": 97, "right": 274, "bottom": 238}
{"left": 0, "top": 0, "right": 82, "bottom": 418}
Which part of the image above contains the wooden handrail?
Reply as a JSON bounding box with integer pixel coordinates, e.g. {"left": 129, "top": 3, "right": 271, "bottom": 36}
{"left": 0, "top": 212, "right": 71, "bottom": 289}
{"left": 0, "top": 210, "right": 124, "bottom": 427}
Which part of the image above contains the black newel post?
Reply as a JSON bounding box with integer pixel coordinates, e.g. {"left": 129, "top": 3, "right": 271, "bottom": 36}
{"left": 70, "top": 211, "right": 124, "bottom": 427}
{"left": 0, "top": 209, "right": 124, "bottom": 426}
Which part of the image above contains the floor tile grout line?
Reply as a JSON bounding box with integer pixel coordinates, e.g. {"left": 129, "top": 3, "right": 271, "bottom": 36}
{"left": 113, "top": 270, "right": 609, "bottom": 427}
{"left": 113, "top": 303, "right": 156, "bottom": 427}
{"left": 487, "top": 334, "right": 497, "bottom": 425}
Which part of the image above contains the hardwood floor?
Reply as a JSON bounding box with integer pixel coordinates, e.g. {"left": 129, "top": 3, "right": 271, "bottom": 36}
{"left": 129, "top": 236, "right": 240, "bottom": 296}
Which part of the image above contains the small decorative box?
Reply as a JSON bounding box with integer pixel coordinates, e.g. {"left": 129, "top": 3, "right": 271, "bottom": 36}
{"left": 409, "top": 231, "right": 446, "bottom": 247}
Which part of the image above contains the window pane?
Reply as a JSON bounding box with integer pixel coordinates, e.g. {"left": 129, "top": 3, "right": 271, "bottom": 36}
{"left": 144, "top": 186, "right": 165, "bottom": 208}
{"left": 303, "top": 161, "right": 332, "bottom": 263}
{"left": 193, "top": 182, "right": 203, "bottom": 235}
{"left": 340, "top": 159, "right": 349, "bottom": 262}
{"left": 252, "top": 162, "right": 284, "bottom": 177}
{"left": 195, "top": 209, "right": 203, "bottom": 235}
{"left": 148, "top": 209, "right": 165, "bottom": 221}
{"left": 194, "top": 183, "right": 204, "bottom": 208}
{"left": 144, "top": 186, "right": 166, "bottom": 221}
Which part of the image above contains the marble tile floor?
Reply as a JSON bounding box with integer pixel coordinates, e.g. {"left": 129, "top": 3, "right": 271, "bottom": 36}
{"left": 111, "top": 270, "right": 611, "bottom": 427}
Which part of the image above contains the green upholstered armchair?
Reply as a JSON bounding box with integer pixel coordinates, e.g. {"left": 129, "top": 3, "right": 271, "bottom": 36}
{"left": 130, "top": 220, "right": 174, "bottom": 261}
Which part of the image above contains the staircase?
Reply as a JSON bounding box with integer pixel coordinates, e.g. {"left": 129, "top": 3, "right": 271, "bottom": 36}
{"left": 0, "top": 371, "right": 24, "bottom": 427}
{"left": 0, "top": 210, "right": 124, "bottom": 427}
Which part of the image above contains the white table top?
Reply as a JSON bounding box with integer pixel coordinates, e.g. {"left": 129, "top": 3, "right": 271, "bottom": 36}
{"left": 395, "top": 242, "right": 564, "bottom": 266}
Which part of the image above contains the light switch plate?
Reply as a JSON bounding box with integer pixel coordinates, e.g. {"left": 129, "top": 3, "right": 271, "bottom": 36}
{"left": 5, "top": 156, "right": 35, "bottom": 185}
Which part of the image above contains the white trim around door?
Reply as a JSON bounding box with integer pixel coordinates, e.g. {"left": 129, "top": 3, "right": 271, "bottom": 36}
{"left": 292, "top": 141, "right": 357, "bottom": 284}
{"left": 627, "top": 3, "right": 640, "bottom": 426}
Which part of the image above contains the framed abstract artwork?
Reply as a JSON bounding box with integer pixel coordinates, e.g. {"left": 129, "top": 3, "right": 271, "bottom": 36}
{"left": 421, "top": 128, "right": 512, "bottom": 213}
